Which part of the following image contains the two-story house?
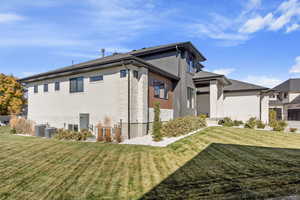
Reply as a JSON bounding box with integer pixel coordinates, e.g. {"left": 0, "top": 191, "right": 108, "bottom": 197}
{"left": 270, "top": 79, "right": 300, "bottom": 121}
{"left": 20, "top": 42, "right": 270, "bottom": 139}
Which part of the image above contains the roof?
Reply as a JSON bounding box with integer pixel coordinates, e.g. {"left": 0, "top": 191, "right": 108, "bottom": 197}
{"left": 272, "top": 79, "right": 300, "bottom": 92}
{"left": 225, "top": 79, "right": 268, "bottom": 92}
{"left": 19, "top": 41, "right": 207, "bottom": 83}
{"left": 19, "top": 53, "right": 179, "bottom": 83}
{"left": 129, "top": 41, "right": 206, "bottom": 61}
{"left": 193, "top": 71, "right": 231, "bottom": 85}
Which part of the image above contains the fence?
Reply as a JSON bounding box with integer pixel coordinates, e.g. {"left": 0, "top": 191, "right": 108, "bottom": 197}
{"left": 96, "top": 124, "right": 122, "bottom": 143}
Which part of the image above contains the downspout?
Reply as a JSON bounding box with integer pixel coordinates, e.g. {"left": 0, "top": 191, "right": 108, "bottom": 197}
{"left": 123, "top": 61, "right": 131, "bottom": 139}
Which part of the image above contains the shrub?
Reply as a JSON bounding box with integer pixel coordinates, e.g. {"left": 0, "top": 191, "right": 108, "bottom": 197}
{"left": 233, "top": 120, "right": 243, "bottom": 126}
{"left": 54, "top": 129, "right": 92, "bottom": 141}
{"left": 269, "top": 109, "right": 277, "bottom": 128}
{"left": 272, "top": 120, "right": 288, "bottom": 132}
{"left": 9, "top": 116, "right": 35, "bottom": 135}
{"left": 290, "top": 128, "right": 298, "bottom": 133}
{"left": 152, "top": 102, "right": 163, "bottom": 141}
{"left": 114, "top": 126, "right": 122, "bottom": 143}
{"left": 161, "top": 116, "right": 206, "bottom": 137}
{"left": 256, "top": 120, "right": 266, "bottom": 129}
{"left": 10, "top": 128, "right": 17, "bottom": 134}
{"left": 218, "top": 117, "right": 234, "bottom": 127}
{"left": 244, "top": 117, "right": 257, "bottom": 129}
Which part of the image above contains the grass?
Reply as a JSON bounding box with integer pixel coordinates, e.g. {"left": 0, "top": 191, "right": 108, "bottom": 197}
{"left": 0, "top": 126, "right": 300, "bottom": 199}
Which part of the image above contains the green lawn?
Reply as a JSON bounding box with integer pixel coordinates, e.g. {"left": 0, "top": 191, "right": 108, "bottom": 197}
{"left": 0, "top": 126, "right": 300, "bottom": 199}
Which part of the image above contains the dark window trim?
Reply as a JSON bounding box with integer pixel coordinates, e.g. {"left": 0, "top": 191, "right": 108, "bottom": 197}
{"left": 55, "top": 82, "right": 60, "bottom": 91}
{"left": 187, "top": 87, "right": 195, "bottom": 108}
{"left": 120, "top": 69, "right": 127, "bottom": 78}
{"left": 153, "top": 79, "right": 169, "bottom": 100}
{"left": 44, "top": 84, "right": 48, "bottom": 92}
{"left": 70, "top": 77, "right": 84, "bottom": 93}
{"left": 34, "top": 85, "right": 38, "bottom": 93}
{"left": 90, "top": 75, "right": 104, "bottom": 82}
{"left": 133, "top": 70, "right": 139, "bottom": 79}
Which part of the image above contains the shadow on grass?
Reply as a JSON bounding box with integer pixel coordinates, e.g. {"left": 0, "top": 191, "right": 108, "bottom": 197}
{"left": 140, "top": 143, "right": 300, "bottom": 200}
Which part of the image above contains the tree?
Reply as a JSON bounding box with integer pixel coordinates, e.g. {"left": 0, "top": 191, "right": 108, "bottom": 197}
{"left": 152, "top": 102, "right": 162, "bottom": 141}
{"left": 0, "top": 73, "right": 26, "bottom": 115}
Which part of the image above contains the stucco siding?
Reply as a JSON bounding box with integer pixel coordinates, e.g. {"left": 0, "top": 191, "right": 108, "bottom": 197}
{"left": 224, "top": 91, "right": 261, "bottom": 122}
{"left": 27, "top": 66, "right": 131, "bottom": 132}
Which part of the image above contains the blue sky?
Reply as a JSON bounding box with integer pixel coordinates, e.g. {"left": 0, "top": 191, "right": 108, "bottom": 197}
{"left": 1, "top": 0, "right": 300, "bottom": 88}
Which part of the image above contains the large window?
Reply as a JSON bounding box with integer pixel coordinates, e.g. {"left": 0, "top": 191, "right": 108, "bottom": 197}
{"left": 187, "top": 87, "right": 195, "bottom": 108}
{"left": 70, "top": 77, "right": 84, "bottom": 93}
{"left": 153, "top": 80, "right": 168, "bottom": 99}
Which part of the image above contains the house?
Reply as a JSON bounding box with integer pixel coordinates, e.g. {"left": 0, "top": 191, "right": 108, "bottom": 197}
{"left": 20, "top": 42, "right": 270, "bottom": 139}
{"left": 269, "top": 79, "right": 300, "bottom": 121}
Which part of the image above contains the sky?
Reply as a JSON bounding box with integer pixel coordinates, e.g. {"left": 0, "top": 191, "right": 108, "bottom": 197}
{"left": 1, "top": 0, "right": 300, "bottom": 88}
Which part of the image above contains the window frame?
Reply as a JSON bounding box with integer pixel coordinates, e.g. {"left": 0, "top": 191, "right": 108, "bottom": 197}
{"left": 120, "top": 69, "right": 127, "bottom": 78}
{"left": 34, "top": 85, "right": 38, "bottom": 93}
{"left": 153, "top": 79, "right": 169, "bottom": 100}
{"left": 133, "top": 70, "right": 139, "bottom": 79}
{"left": 55, "top": 82, "right": 60, "bottom": 91}
{"left": 89, "top": 75, "right": 103, "bottom": 82}
{"left": 187, "top": 55, "right": 195, "bottom": 73}
{"left": 187, "top": 87, "right": 195, "bottom": 109}
{"left": 43, "top": 84, "right": 48, "bottom": 92}
{"left": 70, "top": 77, "right": 84, "bottom": 93}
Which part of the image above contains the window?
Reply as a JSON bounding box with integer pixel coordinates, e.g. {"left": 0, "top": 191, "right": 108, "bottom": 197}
{"left": 44, "top": 84, "right": 48, "bottom": 92}
{"left": 90, "top": 75, "right": 103, "bottom": 82}
{"left": 120, "top": 69, "right": 127, "bottom": 78}
{"left": 70, "top": 77, "right": 84, "bottom": 93}
{"left": 34, "top": 85, "right": 38, "bottom": 93}
{"left": 187, "top": 87, "right": 195, "bottom": 108}
{"left": 133, "top": 70, "right": 138, "bottom": 79}
{"left": 187, "top": 55, "right": 195, "bottom": 73}
{"left": 55, "top": 82, "right": 60, "bottom": 91}
{"left": 284, "top": 92, "right": 288, "bottom": 99}
{"left": 153, "top": 80, "right": 168, "bottom": 99}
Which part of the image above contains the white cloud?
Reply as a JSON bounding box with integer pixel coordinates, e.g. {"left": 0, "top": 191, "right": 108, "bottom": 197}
{"left": 289, "top": 56, "right": 300, "bottom": 73}
{"left": 239, "top": 13, "right": 273, "bottom": 33}
{"left": 21, "top": 72, "right": 37, "bottom": 77}
{"left": 243, "top": 75, "right": 283, "bottom": 88}
{"left": 0, "top": 13, "right": 24, "bottom": 23}
{"left": 212, "top": 68, "right": 235, "bottom": 76}
{"left": 286, "top": 23, "right": 300, "bottom": 32}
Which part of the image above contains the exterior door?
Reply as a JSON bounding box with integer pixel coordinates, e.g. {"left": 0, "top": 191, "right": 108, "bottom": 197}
{"left": 80, "top": 114, "right": 90, "bottom": 130}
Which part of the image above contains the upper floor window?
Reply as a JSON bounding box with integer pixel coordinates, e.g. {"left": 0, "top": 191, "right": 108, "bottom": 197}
{"left": 133, "top": 70, "right": 139, "bottom": 79}
{"left": 44, "top": 84, "right": 48, "bottom": 92}
{"left": 153, "top": 80, "right": 168, "bottom": 99}
{"left": 187, "top": 87, "right": 195, "bottom": 108}
{"left": 284, "top": 92, "right": 288, "bottom": 99}
{"left": 70, "top": 77, "right": 84, "bottom": 93}
{"left": 120, "top": 69, "right": 127, "bottom": 78}
{"left": 187, "top": 55, "right": 195, "bottom": 73}
{"left": 55, "top": 82, "right": 60, "bottom": 91}
{"left": 34, "top": 85, "right": 38, "bottom": 93}
{"left": 90, "top": 75, "right": 103, "bottom": 82}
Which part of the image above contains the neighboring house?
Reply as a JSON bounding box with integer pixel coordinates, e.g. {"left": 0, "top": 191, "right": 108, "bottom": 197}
{"left": 269, "top": 79, "right": 300, "bottom": 121}
{"left": 20, "top": 42, "right": 270, "bottom": 139}
{"left": 195, "top": 72, "right": 269, "bottom": 122}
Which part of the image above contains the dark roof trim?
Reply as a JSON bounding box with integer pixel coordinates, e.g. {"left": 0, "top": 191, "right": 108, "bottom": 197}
{"left": 197, "top": 88, "right": 268, "bottom": 95}
{"left": 193, "top": 75, "right": 231, "bottom": 86}
{"left": 131, "top": 42, "right": 207, "bottom": 61}
{"left": 20, "top": 56, "right": 179, "bottom": 83}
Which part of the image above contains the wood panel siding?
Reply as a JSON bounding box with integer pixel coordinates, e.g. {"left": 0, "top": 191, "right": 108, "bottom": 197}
{"left": 148, "top": 71, "right": 174, "bottom": 109}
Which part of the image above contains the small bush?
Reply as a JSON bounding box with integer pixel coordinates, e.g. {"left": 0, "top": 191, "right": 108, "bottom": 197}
{"left": 290, "top": 128, "right": 297, "bottom": 133}
{"left": 161, "top": 116, "right": 206, "bottom": 137}
{"left": 256, "top": 120, "right": 266, "bottom": 129}
{"left": 233, "top": 120, "right": 243, "bottom": 126}
{"left": 152, "top": 102, "right": 163, "bottom": 141}
{"left": 10, "top": 128, "right": 17, "bottom": 134}
{"left": 218, "top": 117, "right": 234, "bottom": 127}
{"left": 244, "top": 117, "right": 257, "bottom": 129}
{"left": 272, "top": 120, "right": 288, "bottom": 132}
{"left": 54, "top": 129, "right": 92, "bottom": 141}
{"left": 114, "top": 127, "right": 122, "bottom": 143}
{"left": 269, "top": 109, "right": 277, "bottom": 128}
{"left": 9, "top": 116, "right": 35, "bottom": 135}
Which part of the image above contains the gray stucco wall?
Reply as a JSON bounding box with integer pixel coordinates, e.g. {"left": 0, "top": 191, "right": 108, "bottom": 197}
{"left": 138, "top": 49, "right": 198, "bottom": 118}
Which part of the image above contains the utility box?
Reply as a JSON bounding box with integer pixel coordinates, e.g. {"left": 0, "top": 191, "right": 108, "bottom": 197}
{"left": 35, "top": 125, "right": 47, "bottom": 137}
{"left": 45, "top": 127, "right": 57, "bottom": 138}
